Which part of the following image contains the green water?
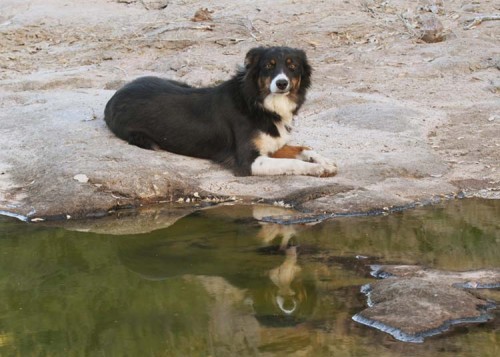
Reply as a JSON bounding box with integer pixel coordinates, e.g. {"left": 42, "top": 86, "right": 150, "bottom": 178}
{"left": 0, "top": 199, "right": 498, "bottom": 357}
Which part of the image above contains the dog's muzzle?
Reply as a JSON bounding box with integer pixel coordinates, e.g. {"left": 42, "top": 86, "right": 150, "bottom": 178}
{"left": 270, "top": 73, "right": 291, "bottom": 94}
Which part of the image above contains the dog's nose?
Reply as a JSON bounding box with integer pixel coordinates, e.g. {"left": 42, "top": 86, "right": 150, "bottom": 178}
{"left": 276, "top": 79, "right": 289, "bottom": 90}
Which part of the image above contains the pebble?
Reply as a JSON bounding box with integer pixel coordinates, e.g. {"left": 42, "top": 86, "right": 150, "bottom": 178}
{"left": 73, "top": 174, "right": 89, "bottom": 183}
{"left": 461, "top": 4, "right": 480, "bottom": 13}
{"left": 418, "top": 14, "right": 446, "bottom": 43}
{"left": 141, "top": 0, "right": 169, "bottom": 10}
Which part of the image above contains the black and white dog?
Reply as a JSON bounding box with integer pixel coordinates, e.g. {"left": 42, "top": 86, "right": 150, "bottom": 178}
{"left": 104, "top": 46, "right": 337, "bottom": 177}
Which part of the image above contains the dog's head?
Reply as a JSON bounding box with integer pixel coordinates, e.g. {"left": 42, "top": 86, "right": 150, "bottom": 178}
{"left": 243, "top": 46, "right": 312, "bottom": 101}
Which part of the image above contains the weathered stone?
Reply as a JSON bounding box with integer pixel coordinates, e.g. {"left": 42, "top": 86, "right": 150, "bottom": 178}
{"left": 418, "top": 13, "right": 446, "bottom": 43}
{"left": 141, "top": 0, "right": 169, "bottom": 10}
{"left": 0, "top": 0, "right": 499, "bottom": 221}
{"left": 353, "top": 265, "right": 500, "bottom": 342}
{"left": 192, "top": 8, "right": 213, "bottom": 22}
{"left": 419, "top": 0, "right": 445, "bottom": 15}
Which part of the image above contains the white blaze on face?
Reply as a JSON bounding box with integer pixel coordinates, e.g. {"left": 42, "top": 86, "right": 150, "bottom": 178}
{"left": 270, "top": 72, "right": 290, "bottom": 93}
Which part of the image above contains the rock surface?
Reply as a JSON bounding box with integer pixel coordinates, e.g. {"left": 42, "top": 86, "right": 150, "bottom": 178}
{"left": 353, "top": 265, "right": 500, "bottom": 342}
{"left": 0, "top": 0, "right": 499, "bottom": 221}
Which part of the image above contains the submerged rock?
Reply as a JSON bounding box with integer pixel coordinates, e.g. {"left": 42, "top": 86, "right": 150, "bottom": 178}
{"left": 353, "top": 265, "right": 500, "bottom": 342}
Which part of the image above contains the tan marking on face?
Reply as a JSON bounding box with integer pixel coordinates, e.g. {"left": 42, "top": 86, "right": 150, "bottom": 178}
{"left": 258, "top": 76, "right": 271, "bottom": 93}
{"left": 291, "top": 76, "right": 301, "bottom": 90}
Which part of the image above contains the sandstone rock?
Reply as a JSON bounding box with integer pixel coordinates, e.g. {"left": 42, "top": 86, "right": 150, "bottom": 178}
{"left": 0, "top": 0, "right": 499, "bottom": 221}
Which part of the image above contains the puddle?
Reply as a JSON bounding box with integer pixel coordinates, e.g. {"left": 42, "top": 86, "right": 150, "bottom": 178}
{"left": 0, "top": 199, "right": 498, "bottom": 356}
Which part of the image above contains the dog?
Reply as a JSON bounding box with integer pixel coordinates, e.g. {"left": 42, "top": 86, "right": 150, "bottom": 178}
{"left": 104, "top": 46, "right": 337, "bottom": 177}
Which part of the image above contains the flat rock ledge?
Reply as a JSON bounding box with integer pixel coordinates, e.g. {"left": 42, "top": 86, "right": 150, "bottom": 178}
{"left": 1, "top": 0, "right": 499, "bottom": 223}
{"left": 353, "top": 265, "right": 500, "bottom": 343}
{"left": 0, "top": 85, "right": 497, "bottom": 223}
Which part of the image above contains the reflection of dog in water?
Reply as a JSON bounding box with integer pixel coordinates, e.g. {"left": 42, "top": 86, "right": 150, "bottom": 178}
{"left": 118, "top": 205, "right": 316, "bottom": 325}
{"left": 253, "top": 206, "right": 307, "bottom": 318}
{"left": 269, "top": 246, "right": 302, "bottom": 314}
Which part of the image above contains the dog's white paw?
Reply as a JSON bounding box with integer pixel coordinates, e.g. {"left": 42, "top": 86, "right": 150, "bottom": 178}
{"left": 304, "top": 162, "right": 336, "bottom": 177}
{"left": 300, "top": 150, "right": 337, "bottom": 177}
{"left": 251, "top": 156, "right": 337, "bottom": 177}
{"left": 319, "top": 162, "right": 338, "bottom": 177}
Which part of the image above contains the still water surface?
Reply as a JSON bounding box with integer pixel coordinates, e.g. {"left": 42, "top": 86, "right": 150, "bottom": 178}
{"left": 0, "top": 199, "right": 499, "bottom": 356}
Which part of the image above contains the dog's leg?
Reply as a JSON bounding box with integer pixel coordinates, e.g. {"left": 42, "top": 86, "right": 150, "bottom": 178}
{"left": 128, "top": 131, "right": 160, "bottom": 150}
{"left": 251, "top": 156, "right": 336, "bottom": 177}
{"left": 297, "top": 149, "right": 337, "bottom": 173}
{"left": 270, "top": 145, "right": 337, "bottom": 176}
{"left": 271, "top": 145, "right": 311, "bottom": 159}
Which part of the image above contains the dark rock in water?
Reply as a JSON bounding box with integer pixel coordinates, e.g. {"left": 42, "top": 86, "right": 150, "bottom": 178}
{"left": 353, "top": 265, "right": 500, "bottom": 342}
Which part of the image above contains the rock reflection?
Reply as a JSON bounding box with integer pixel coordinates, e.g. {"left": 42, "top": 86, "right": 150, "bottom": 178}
{"left": 119, "top": 205, "right": 316, "bottom": 328}
{"left": 1, "top": 199, "right": 498, "bottom": 356}
{"left": 117, "top": 205, "right": 321, "bottom": 355}
{"left": 117, "top": 201, "right": 500, "bottom": 352}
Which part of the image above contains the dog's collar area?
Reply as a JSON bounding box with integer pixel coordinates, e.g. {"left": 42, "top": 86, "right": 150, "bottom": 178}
{"left": 262, "top": 93, "right": 297, "bottom": 124}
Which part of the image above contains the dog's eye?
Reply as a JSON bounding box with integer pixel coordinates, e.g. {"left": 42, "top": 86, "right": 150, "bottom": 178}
{"left": 288, "top": 63, "right": 297, "bottom": 71}
{"left": 265, "top": 63, "right": 274, "bottom": 70}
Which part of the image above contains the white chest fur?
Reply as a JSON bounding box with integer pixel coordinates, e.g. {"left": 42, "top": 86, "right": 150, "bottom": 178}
{"left": 254, "top": 94, "right": 297, "bottom": 156}
{"left": 263, "top": 94, "right": 297, "bottom": 124}
{"left": 254, "top": 122, "right": 291, "bottom": 155}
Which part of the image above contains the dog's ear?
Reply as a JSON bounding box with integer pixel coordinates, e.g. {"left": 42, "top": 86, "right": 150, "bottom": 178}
{"left": 298, "top": 49, "right": 312, "bottom": 90}
{"left": 244, "top": 47, "right": 266, "bottom": 69}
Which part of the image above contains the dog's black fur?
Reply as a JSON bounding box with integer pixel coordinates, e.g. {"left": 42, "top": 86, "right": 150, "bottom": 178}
{"left": 104, "top": 47, "right": 312, "bottom": 176}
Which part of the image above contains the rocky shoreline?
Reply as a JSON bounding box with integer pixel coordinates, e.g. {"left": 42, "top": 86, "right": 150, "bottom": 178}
{"left": 1, "top": 0, "right": 499, "bottom": 222}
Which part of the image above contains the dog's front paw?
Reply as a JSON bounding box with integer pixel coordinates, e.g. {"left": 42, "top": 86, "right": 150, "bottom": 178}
{"left": 301, "top": 150, "right": 337, "bottom": 177}
{"left": 319, "top": 162, "right": 338, "bottom": 177}
{"left": 301, "top": 150, "right": 332, "bottom": 165}
{"left": 306, "top": 162, "right": 337, "bottom": 177}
